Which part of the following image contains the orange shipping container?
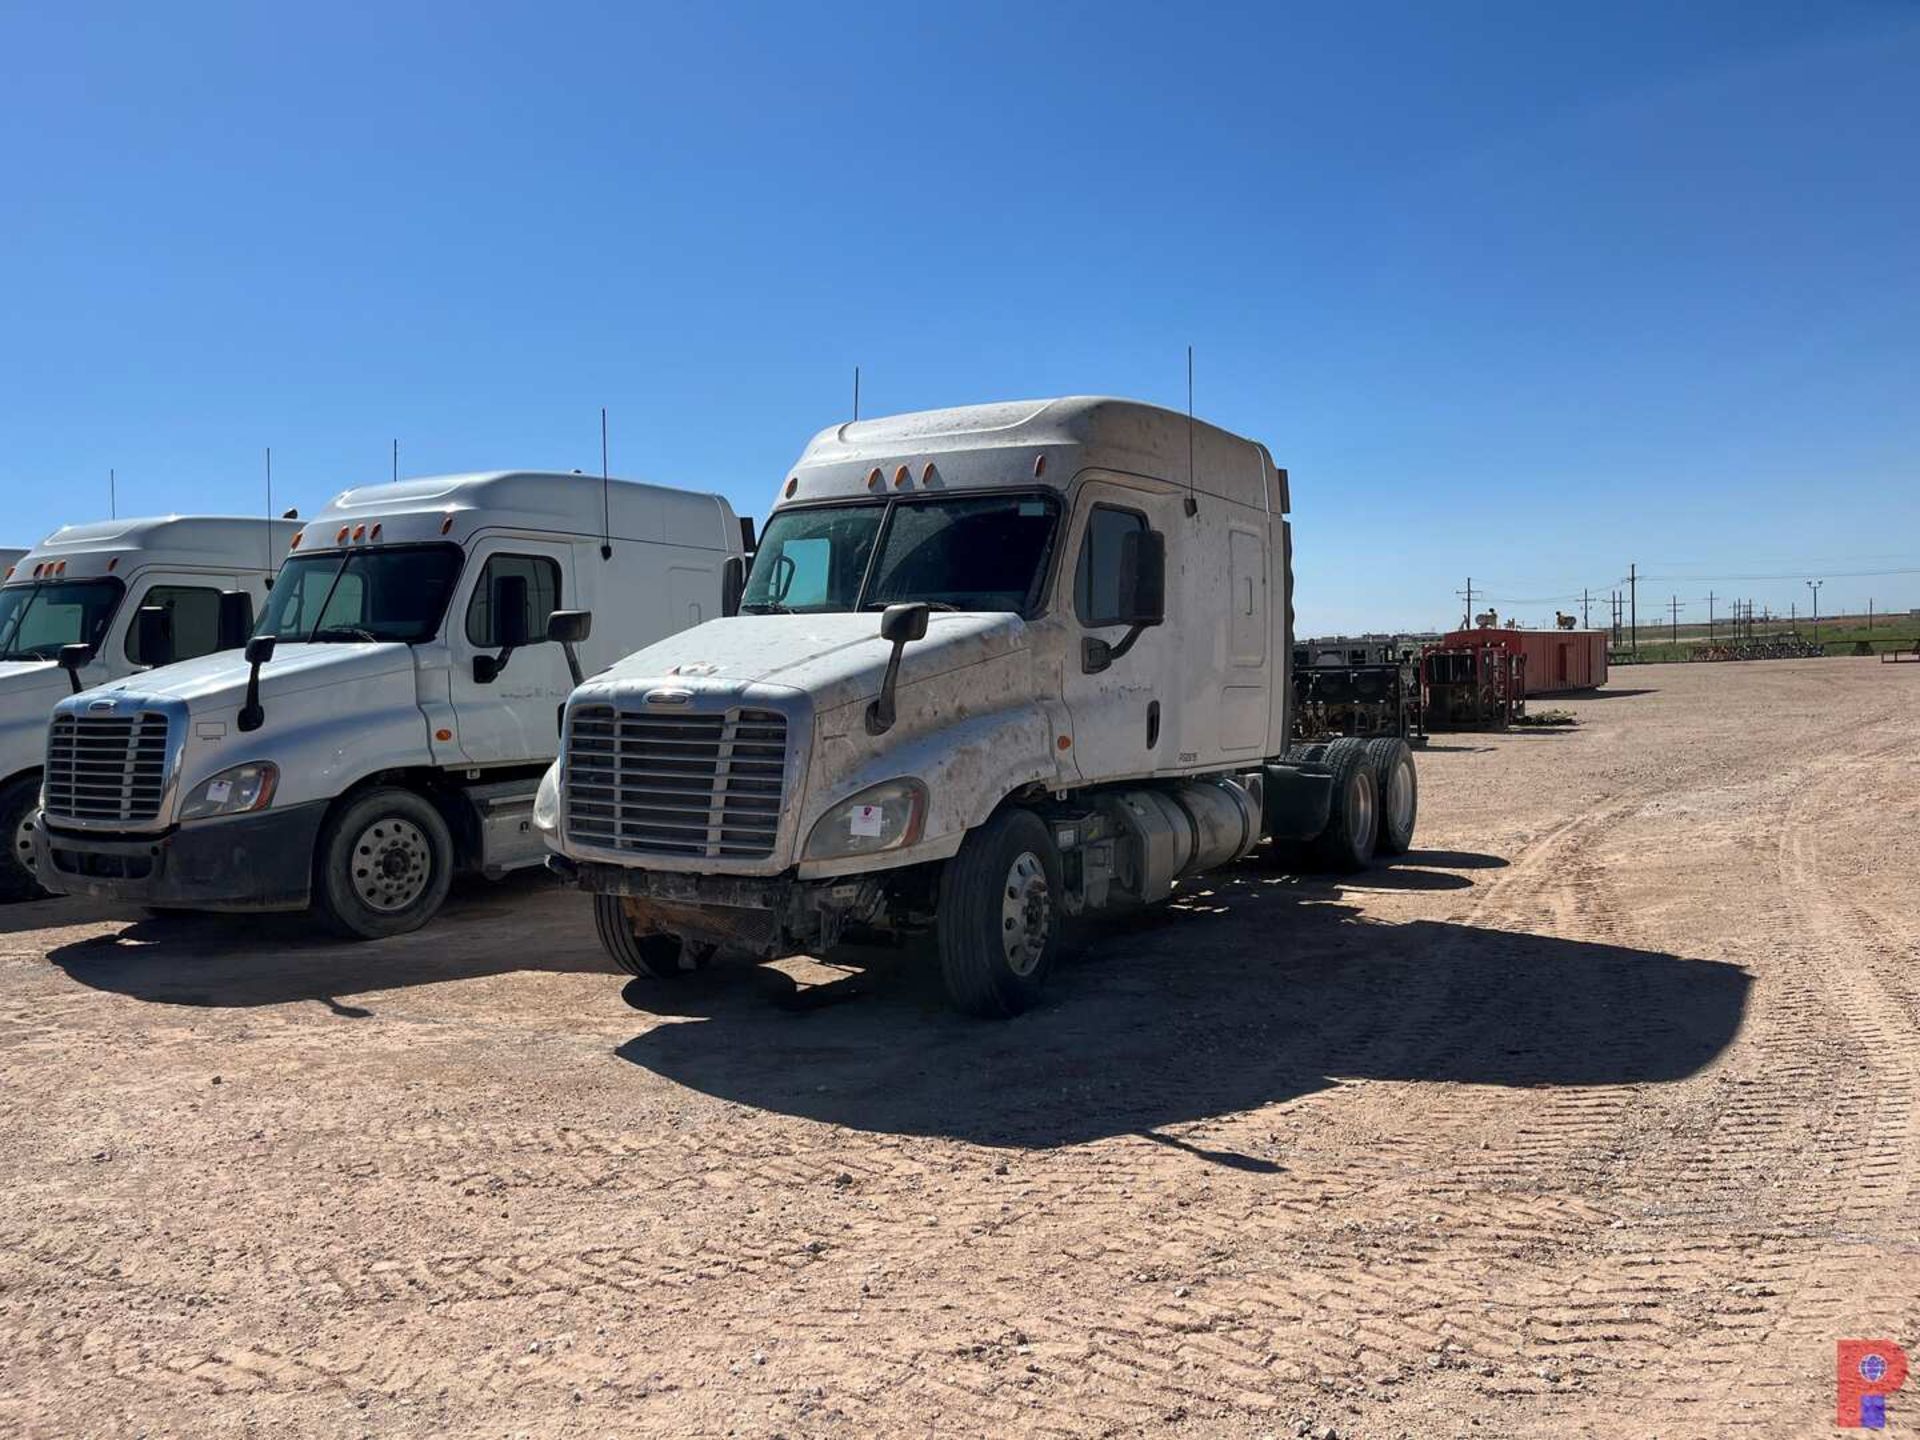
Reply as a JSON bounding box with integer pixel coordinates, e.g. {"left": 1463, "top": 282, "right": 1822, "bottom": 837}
{"left": 1439, "top": 627, "right": 1608, "bottom": 695}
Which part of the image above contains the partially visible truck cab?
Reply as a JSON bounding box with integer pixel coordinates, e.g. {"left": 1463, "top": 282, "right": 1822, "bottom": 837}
{"left": 541, "top": 397, "right": 1415, "bottom": 1015}
{"left": 0, "top": 516, "right": 294, "bottom": 900}
{"left": 32, "top": 472, "right": 745, "bottom": 937}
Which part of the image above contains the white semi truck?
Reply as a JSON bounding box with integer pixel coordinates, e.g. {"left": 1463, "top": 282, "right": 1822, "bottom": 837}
{"left": 538, "top": 398, "right": 1416, "bottom": 1015}
{"left": 32, "top": 472, "right": 747, "bottom": 937}
{"left": 1, "top": 516, "right": 296, "bottom": 900}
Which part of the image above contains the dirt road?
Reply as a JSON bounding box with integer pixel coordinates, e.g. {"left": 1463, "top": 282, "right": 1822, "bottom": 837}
{"left": 3, "top": 657, "right": 1916, "bottom": 1438}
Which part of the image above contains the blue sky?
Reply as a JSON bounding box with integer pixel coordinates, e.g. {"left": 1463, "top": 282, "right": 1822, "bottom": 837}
{"left": 3, "top": 1, "right": 1915, "bottom": 634}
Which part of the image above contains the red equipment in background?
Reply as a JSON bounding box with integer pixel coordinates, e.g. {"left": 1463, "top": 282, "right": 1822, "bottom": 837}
{"left": 1439, "top": 626, "right": 1608, "bottom": 695}
{"left": 1422, "top": 640, "right": 1527, "bottom": 730}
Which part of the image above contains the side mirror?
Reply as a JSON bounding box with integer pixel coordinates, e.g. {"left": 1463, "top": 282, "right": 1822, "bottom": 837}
{"left": 866, "top": 602, "right": 930, "bottom": 736}
{"left": 547, "top": 609, "right": 592, "bottom": 686}
{"left": 1116, "top": 529, "right": 1166, "bottom": 627}
{"left": 721, "top": 555, "right": 747, "bottom": 617}
{"left": 57, "top": 643, "right": 95, "bottom": 694}
{"left": 217, "top": 591, "right": 254, "bottom": 650}
{"left": 239, "top": 635, "right": 276, "bottom": 732}
{"left": 1082, "top": 530, "right": 1165, "bottom": 675}
{"left": 474, "top": 573, "right": 529, "bottom": 684}
{"left": 134, "top": 604, "right": 175, "bottom": 668}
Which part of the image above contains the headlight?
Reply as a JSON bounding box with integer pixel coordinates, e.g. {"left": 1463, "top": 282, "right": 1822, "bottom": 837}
{"left": 532, "top": 760, "right": 561, "bottom": 838}
{"left": 803, "top": 778, "right": 927, "bottom": 861}
{"left": 178, "top": 762, "right": 278, "bottom": 821}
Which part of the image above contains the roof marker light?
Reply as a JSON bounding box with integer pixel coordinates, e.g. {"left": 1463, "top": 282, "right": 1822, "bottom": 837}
{"left": 784, "top": 478, "right": 799, "bottom": 499}
{"left": 370, "top": 523, "right": 382, "bottom": 540}
{"left": 440, "top": 513, "right": 455, "bottom": 534}
{"left": 55, "top": 561, "right": 66, "bottom": 574}
{"left": 107, "top": 557, "right": 119, "bottom": 572}
{"left": 1033, "top": 453, "right": 1047, "bottom": 477}
{"left": 290, "top": 532, "right": 302, "bottom": 550}
{"left": 865, "top": 468, "right": 881, "bottom": 490}
{"left": 336, "top": 526, "right": 350, "bottom": 543}
{"left": 893, "top": 465, "right": 910, "bottom": 488}
{"left": 353, "top": 524, "right": 366, "bottom": 541}
{"left": 921, "top": 462, "right": 936, "bottom": 483}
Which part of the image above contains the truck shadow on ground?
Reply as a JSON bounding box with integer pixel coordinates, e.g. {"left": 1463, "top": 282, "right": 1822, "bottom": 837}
{"left": 44, "top": 871, "right": 601, "bottom": 1012}
{"left": 615, "top": 862, "right": 1748, "bottom": 1159}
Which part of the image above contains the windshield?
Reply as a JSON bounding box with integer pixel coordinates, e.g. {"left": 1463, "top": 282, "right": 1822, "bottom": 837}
{"left": 257, "top": 543, "right": 464, "bottom": 644}
{"left": 0, "top": 579, "right": 125, "bottom": 662}
{"left": 741, "top": 492, "right": 1060, "bottom": 616}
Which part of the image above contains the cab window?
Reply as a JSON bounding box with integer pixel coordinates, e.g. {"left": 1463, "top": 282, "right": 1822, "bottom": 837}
{"left": 125, "top": 585, "right": 227, "bottom": 664}
{"left": 1074, "top": 506, "right": 1148, "bottom": 627}
{"left": 466, "top": 554, "right": 561, "bottom": 647}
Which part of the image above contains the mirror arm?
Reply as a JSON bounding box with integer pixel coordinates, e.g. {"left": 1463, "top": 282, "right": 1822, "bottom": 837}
{"left": 239, "top": 661, "right": 266, "bottom": 731}
{"left": 64, "top": 666, "right": 83, "bottom": 695}
{"left": 865, "top": 645, "right": 909, "bottom": 736}
{"left": 1106, "top": 622, "right": 1149, "bottom": 663}
{"left": 559, "top": 640, "right": 584, "bottom": 687}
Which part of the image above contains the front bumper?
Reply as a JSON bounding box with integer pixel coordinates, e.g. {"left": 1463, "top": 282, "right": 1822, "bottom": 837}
{"left": 33, "top": 801, "right": 327, "bottom": 911}
{"left": 551, "top": 854, "right": 885, "bottom": 958}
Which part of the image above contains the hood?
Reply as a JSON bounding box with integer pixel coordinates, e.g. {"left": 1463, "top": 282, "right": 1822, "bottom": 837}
{"left": 88, "top": 642, "right": 416, "bottom": 711}
{"left": 590, "top": 612, "right": 1030, "bottom": 716}
{"left": 0, "top": 659, "right": 71, "bottom": 768}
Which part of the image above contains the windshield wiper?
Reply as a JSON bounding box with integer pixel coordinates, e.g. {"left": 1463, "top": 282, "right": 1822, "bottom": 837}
{"left": 738, "top": 601, "right": 794, "bottom": 615}
{"left": 862, "top": 600, "right": 958, "bottom": 612}
{"left": 310, "top": 625, "right": 381, "bottom": 643}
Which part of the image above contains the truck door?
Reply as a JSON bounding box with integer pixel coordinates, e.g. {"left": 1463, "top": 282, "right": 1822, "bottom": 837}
{"left": 119, "top": 573, "right": 244, "bottom": 672}
{"left": 446, "top": 541, "right": 573, "bottom": 765}
{"left": 1219, "top": 525, "right": 1270, "bottom": 753}
{"left": 1057, "top": 484, "right": 1180, "bottom": 781}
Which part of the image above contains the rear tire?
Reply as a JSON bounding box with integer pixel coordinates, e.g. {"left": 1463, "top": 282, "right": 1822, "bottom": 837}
{"left": 312, "top": 787, "right": 454, "bottom": 940}
{"left": 1309, "top": 738, "right": 1378, "bottom": 871}
{"left": 591, "top": 894, "right": 710, "bottom": 979}
{"left": 0, "top": 774, "right": 45, "bottom": 903}
{"left": 1364, "top": 737, "right": 1418, "bottom": 855}
{"left": 937, "top": 808, "right": 1062, "bottom": 1018}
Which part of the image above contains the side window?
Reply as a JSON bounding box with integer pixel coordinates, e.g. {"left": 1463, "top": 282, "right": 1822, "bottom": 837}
{"left": 466, "top": 553, "right": 561, "bottom": 647}
{"left": 126, "top": 585, "right": 224, "bottom": 663}
{"left": 1073, "top": 506, "right": 1148, "bottom": 627}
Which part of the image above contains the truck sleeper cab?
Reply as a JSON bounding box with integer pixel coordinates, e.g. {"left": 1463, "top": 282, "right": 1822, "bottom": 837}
{"left": 32, "top": 471, "right": 746, "bottom": 938}
{"left": 0, "top": 515, "right": 295, "bottom": 901}
{"left": 542, "top": 397, "right": 1414, "bottom": 1015}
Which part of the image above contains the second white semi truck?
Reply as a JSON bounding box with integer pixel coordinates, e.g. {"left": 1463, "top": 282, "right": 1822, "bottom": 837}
{"left": 538, "top": 397, "right": 1416, "bottom": 1015}
{"left": 32, "top": 472, "right": 747, "bottom": 937}
{"left": 1, "top": 516, "right": 296, "bottom": 900}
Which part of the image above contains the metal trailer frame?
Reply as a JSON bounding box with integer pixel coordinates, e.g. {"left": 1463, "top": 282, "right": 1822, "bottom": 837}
{"left": 1421, "top": 642, "right": 1527, "bottom": 730}
{"left": 1289, "top": 645, "right": 1427, "bottom": 744}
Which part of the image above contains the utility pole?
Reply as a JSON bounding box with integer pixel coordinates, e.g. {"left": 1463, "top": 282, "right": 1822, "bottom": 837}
{"left": 1707, "top": 591, "right": 1715, "bottom": 642}
{"left": 1629, "top": 563, "right": 1638, "bottom": 653}
{"left": 1581, "top": 587, "right": 1591, "bottom": 628}
{"left": 1669, "top": 594, "right": 1681, "bottom": 644}
{"left": 1807, "top": 579, "right": 1823, "bottom": 645}
{"left": 1868, "top": 597, "right": 1874, "bottom": 632}
{"left": 1458, "top": 577, "right": 1475, "bottom": 628}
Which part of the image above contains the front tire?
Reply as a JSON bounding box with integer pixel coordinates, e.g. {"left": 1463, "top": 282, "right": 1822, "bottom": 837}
{"left": 591, "top": 893, "right": 710, "bottom": 979}
{"left": 937, "top": 808, "right": 1063, "bottom": 1018}
{"left": 0, "top": 774, "right": 45, "bottom": 903}
{"left": 312, "top": 787, "right": 454, "bottom": 940}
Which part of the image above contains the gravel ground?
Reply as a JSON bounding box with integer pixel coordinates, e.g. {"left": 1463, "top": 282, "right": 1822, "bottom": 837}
{"left": 2, "top": 656, "right": 1916, "bottom": 1439}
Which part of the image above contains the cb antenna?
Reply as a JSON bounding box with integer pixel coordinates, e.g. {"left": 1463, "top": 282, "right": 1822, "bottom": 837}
{"left": 1183, "top": 345, "right": 1198, "bottom": 517}
{"left": 109, "top": 467, "right": 116, "bottom": 519}
{"left": 392, "top": 438, "right": 398, "bottom": 484}
{"left": 853, "top": 365, "right": 861, "bottom": 421}
{"left": 599, "top": 406, "right": 612, "bottom": 560}
{"left": 264, "top": 447, "right": 282, "bottom": 588}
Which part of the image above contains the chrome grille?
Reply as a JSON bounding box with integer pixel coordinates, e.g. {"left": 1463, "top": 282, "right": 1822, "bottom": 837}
{"left": 564, "top": 703, "right": 787, "bottom": 859}
{"left": 45, "top": 711, "right": 172, "bottom": 824}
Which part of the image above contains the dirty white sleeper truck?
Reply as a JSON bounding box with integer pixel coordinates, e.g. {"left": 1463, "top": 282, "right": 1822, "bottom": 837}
{"left": 538, "top": 398, "right": 1416, "bottom": 1015}
{"left": 32, "top": 472, "right": 746, "bottom": 937}
{"left": 1, "top": 516, "right": 295, "bottom": 900}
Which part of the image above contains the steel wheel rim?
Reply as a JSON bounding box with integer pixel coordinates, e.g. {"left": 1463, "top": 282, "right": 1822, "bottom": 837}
{"left": 12, "top": 808, "right": 35, "bottom": 876}
{"left": 1385, "top": 760, "right": 1414, "bottom": 835}
{"left": 1351, "top": 771, "right": 1375, "bottom": 844}
{"left": 1000, "top": 849, "right": 1052, "bottom": 978}
{"left": 351, "top": 816, "right": 433, "bottom": 913}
